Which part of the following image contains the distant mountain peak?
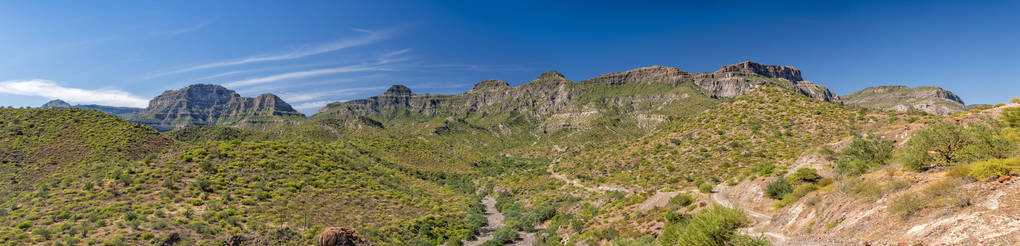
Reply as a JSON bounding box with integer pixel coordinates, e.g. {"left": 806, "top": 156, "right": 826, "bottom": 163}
{"left": 41, "top": 99, "right": 72, "bottom": 108}
{"left": 842, "top": 85, "right": 965, "bottom": 115}
{"left": 715, "top": 61, "right": 803, "bottom": 82}
{"left": 470, "top": 80, "right": 510, "bottom": 92}
{"left": 382, "top": 85, "right": 414, "bottom": 97}
{"left": 537, "top": 70, "right": 567, "bottom": 81}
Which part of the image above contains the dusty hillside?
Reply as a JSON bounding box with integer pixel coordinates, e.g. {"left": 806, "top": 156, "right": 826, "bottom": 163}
{"left": 714, "top": 103, "right": 1020, "bottom": 245}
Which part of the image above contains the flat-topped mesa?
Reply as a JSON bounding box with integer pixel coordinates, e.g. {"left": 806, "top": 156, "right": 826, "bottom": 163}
{"left": 582, "top": 65, "right": 693, "bottom": 85}
{"left": 469, "top": 80, "right": 511, "bottom": 92}
{"left": 693, "top": 61, "right": 840, "bottom": 102}
{"left": 381, "top": 85, "right": 414, "bottom": 97}
{"left": 130, "top": 84, "right": 303, "bottom": 130}
{"left": 714, "top": 61, "right": 803, "bottom": 82}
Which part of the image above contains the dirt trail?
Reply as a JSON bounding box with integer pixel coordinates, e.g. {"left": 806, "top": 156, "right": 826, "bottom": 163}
{"left": 548, "top": 158, "right": 632, "bottom": 194}
{"left": 712, "top": 184, "right": 791, "bottom": 244}
{"left": 464, "top": 196, "right": 504, "bottom": 246}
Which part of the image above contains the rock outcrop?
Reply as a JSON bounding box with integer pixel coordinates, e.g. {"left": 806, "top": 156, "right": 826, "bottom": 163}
{"left": 130, "top": 84, "right": 304, "bottom": 131}
{"left": 692, "top": 61, "right": 841, "bottom": 102}
{"left": 842, "top": 86, "right": 966, "bottom": 115}
{"left": 318, "top": 227, "right": 367, "bottom": 246}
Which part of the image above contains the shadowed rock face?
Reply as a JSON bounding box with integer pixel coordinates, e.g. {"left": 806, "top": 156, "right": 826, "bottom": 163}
{"left": 313, "top": 62, "right": 842, "bottom": 128}
{"left": 131, "top": 84, "right": 303, "bottom": 130}
{"left": 842, "top": 86, "right": 967, "bottom": 115}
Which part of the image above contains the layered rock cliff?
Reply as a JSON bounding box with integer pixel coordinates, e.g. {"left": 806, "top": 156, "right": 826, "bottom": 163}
{"left": 130, "top": 84, "right": 304, "bottom": 131}
{"left": 313, "top": 62, "right": 841, "bottom": 133}
{"left": 842, "top": 86, "right": 966, "bottom": 115}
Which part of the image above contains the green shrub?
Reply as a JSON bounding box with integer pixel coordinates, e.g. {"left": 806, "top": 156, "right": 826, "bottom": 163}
{"left": 1003, "top": 107, "right": 1020, "bottom": 128}
{"left": 658, "top": 206, "right": 764, "bottom": 246}
{"left": 764, "top": 179, "right": 793, "bottom": 200}
{"left": 669, "top": 193, "right": 694, "bottom": 209}
{"left": 958, "top": 125, "right": 1016, "bottom": 162}
{"left": 195, "top": 177, "right": 213, "bottom": 192}
{"left": 776, "top": 183, "right": 818, "bottom": 208}
{"left": 789, "top": 168, "right": 821, "bottom": 183}
{"left": 32, "top": 227, "right": 52, "bottom": 240}
{"left": 17, "top": 221, "right": 32, "bottom": 230}
{"left": 966, "top": 158, "right": 1020, "bottom": 180}
{"left": 835, "top": 136, "right": 893, "bottom": 176}
{"left": 698, "top": 183, "right": 713, "bottom": 193}
{"left": 890, "top": 178, "right": 970, "bottom": 220}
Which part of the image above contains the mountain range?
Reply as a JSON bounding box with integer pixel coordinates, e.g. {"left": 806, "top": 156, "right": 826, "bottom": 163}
{"left": 39, "top": 62, "right": 972, "bottom": 130}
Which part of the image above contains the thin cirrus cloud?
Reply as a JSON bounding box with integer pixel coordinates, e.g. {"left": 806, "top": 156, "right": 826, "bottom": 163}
{"left": 223, "top": 49, "right": 412, "bottom": 88}
{"left": 154, "top": 22, "right": 209, "bottom": 36}
{"left": 291, "top": 100, "right": 334, "bottom": 111}
{"left": 152, "top": 28, "right": 395, "bottom": 78}
{"left": 0, "top": 79, "right": 149, "bottom": 107}
{"left": 281, "top": 86, "right": 388, "bottom": 111}
{"left": 280, "top": 86, "right": 387, "bottom": 103}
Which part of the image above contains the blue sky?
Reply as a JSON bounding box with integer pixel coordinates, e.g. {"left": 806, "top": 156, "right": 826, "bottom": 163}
{"left": 0, "top": 1, "right": 1017, "bottom": 114}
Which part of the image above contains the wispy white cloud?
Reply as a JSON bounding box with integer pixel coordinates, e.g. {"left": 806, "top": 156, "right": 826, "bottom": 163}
{"left": 223, "top": 49, "right": 411, "bottom": 88}
{"left": 279, "top": 86, "right": 387, "bottom": 103}
{"left": 152, "top": 28, "right": 395, "bottom": 78}
{"left": 224, "top": 64, "right": 394, "bottom": 88}
{"left": 0, "top": 79, "right": 148, "bottom": 107}
{"left": 155, "top": 22, "right": 209, "bottom": 36}
{"left": 291, "top": 100, "right": 333, "bottom": 111}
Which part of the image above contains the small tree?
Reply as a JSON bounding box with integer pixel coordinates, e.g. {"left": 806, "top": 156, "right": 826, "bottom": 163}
{"left": 835, "top": 135, "right": 893, "bottom": 177}
{"left": 899, "top": 122, "right": 969, "bottom": 171}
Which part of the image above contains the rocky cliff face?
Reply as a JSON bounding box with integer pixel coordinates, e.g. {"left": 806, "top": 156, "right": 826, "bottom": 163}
{"left": 131, "top": 84, "right": 303, "bottom": 130}
{"left": 842, "top": 86, "right": 966, "bottom": 115}
{"left": 41, "top": 99, "right": 143, "bottom": 116}
{"left": 691, "top": 61, "right": 840, "bottom": 102}
{"left": 313, "top": 62, "right": 841, "bottom": 133}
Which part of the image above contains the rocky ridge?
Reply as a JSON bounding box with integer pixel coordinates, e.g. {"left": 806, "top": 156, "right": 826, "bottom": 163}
{"left": 313, "top": 62, "right": 842, "bottom": 129}
{"left": 41, "top": 99, "right": 143, "bottom": 116}
{"left": 842, "top": 85, "right": 967, "bottom": 115}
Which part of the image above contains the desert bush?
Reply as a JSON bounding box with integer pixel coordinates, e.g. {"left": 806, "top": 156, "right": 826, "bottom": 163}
{"left": 669, "top": 193, "right": 694, "bottom": 210}
{"left": 658, "top": 206, "right": 764, "bottom": 246}
{"left": 698, "top": 183, "right": 713, "bottom": 193}
{"left": 765, "top": 179, "right": 793, "bottom": 200}
{"left": 958, "top": 125, "right": 1015, "bottom": 162}
{"left": 890, "top": 178, "right": 970, "bottom": 220}
{"left": 966, "top": 158, "right": 1020, "bottom": 180}
{"left": 835, "top": 135, "right": 893, "bottom": 176}
{"left": 789, "top": 167, "right": 820, "bottom": 183}
{"left": 776, "top": 183, "right": 818, "bottom": 208}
